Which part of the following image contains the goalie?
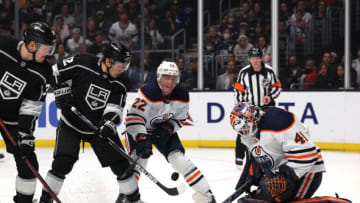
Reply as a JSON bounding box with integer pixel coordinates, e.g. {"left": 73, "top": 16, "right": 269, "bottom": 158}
{"left": 229, "top": 102, "right": 326, "bottom": 202}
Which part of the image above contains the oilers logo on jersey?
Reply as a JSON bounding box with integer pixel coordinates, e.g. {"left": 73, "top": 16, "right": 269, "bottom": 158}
{"left": 251, "top": 145, "right": 275, "bottom": 169}
{"left": 85, "top": 84, "right": 111, "bottom": 110}
{"left": 0, "top": 71, "right": 27, "bottom": 100}
{"left": 150, "top": 113, "right": 175, "bottom": 127}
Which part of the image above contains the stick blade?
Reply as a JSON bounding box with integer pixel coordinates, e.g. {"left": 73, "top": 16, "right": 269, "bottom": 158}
{"left": 176, "top": 183, "right": 187, "bottom": 194}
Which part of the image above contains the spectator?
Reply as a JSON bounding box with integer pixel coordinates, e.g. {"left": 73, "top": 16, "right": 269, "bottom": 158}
{"left": 333, "top": 64, "right": 344, "bottom": 89}
{"left": 263, "top": 55, "right": 271, "bottom": 65}
{"left": 352, "top": 48, "right": 360, "bottom": 87}
{"left": 103, "top": 0, "right": 118, "bottom": 23}
{"left": 158, "top": 9, "right": 176, "bottom": 36}
{"left": 73, "top": 2, "right": 83, "bottom": 28}
{"left": 218, "top": 28, "right": 236, "bottom": 56}
{"left": 289, "top": 0, "right": 312, "bottom": 24}
{"left": 143, "top": 55, "right": 157, "bottom": 84}
{"left": 300, "top": 58, "right": 317, "bottom": 90}
{"left": 127, "top": 55, "right": 141, "bottom": 91}
{"left": 148, "top": 2, "right": 160, "bottom": 21}
{"left": 314, "top": 63, "right": 334, "bottom": 89}
{"left": 54, "top": 43, "right": 68, "bottom": 63}
{"left": 53, "top": 16, "right": 70, "bottom": 42}
{"left": 257, "top": 36, "right": 271, "bottom": 57}
{"left": 279, "top": 2, "right": 291, "bottom": 21}
{"left": 65, "top": 27, "right": 84, "bottom": 56}
{"left": 95, "top": 10, "right": 110, "bottom": 37}
{"left": 88, "top": 31, "right": 104, "bottom": 55}
{"left": 233, "top": 35, "right": 253, "bottom": 63}
{"left": 55, "top": 4, "right": 75, "bottom": 26}
{"left": 206, "top": 26, "right": 223, "bottom": 54}
{"left": 176, "top": 57, "right": 190, "bottom": 88}
{"left": 284, "top": 55, "right": 303, "bottom": 89}
{"left": 216, "top": 60, "right": 236, "bottom": 90}
{"left": 188, "top": 59, "right": 212, "bottom": 90}
{"left": 87, "top": 18, "right": 98, "bottom": 42}
{"left": 288, "top": 9, "right": 309, "bottom": 59}
{"left": 238, "top": 22, "right": 248, "bottom": 36}
{"left": 238, "top": 1, "right": 251, "bottom": 23}
{"left": 126, "top": 0, "right": 140, "bottom": 21}
{"left": 147, "top": 18, "right": 164, "bottom": 49}
{"left": 218, "top": 13, "right": 238, "bottom": 36}
{"left": 108, "top": 12, "right": 138, "bottom": 49}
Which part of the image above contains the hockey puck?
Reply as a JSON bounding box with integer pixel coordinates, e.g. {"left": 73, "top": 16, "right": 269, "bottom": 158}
{"left": 0, "top": 153, "right": 4, "bottom": 159}
{"left": 171, "top": 172, "right": 179, "bottom": 181}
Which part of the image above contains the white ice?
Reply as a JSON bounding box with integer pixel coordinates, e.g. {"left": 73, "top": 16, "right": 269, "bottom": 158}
{"left": 0, "top": 148, "right": 359, "bottom": 203}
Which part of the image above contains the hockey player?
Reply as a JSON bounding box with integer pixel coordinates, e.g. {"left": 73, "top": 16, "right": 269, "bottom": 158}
{"left": 0, "top": 22, "right": 56, "bottom": 203}
{"left": 123, "top": 61, "right": 216, "bottom": 203}
{"left": 39, "top": 42, "right": 144, "bottom": 203}
{"left": 229, "top": 102, "right": 325, "bottom": 202}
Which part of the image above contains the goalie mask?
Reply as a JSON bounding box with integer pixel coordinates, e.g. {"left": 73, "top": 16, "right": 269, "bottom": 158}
{"left": 230, "top": 102, "right": 262, "bottom": 137}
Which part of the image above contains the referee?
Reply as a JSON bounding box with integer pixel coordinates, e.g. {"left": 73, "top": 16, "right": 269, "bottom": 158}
{"left": 233, "top": 47, "right": 282, "bottom": 167}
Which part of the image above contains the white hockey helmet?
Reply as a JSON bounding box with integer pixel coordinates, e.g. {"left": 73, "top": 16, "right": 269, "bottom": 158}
{"left": 156, "top": 61, "right": 180, "bottom": 84}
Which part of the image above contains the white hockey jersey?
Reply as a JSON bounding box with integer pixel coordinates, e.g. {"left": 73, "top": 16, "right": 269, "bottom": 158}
{"left": 241, "top": 107, "right": 325, "bottom": 179}
{"left": 125, "top": 80, "right": 189, "bottom": 140}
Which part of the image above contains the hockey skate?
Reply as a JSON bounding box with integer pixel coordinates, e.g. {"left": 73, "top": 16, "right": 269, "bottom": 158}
{"left": 235, "top": 158, "right": 243, "bottom": 168}
{"left": 192, "top": 190, "right": 216, "bottom": 203}
{"left": 38, "top": 191, "right": 53, "bottom": 203}
{"left": 115, "top": 194, "right": 146, "bottom": 203}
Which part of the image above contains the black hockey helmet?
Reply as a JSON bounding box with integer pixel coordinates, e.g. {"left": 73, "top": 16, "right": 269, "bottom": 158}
{"left": 248, "top": 47, "right": 262, "bottom": 58}
{"left": 23, "top": 22, "right": 56, "bottom": 55}
{"left": 103, "top": 42, "right": 130, "bottom": 66}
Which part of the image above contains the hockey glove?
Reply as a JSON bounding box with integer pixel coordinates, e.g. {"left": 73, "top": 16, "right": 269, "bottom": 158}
{"left": 236, "top": 157, "right": 263, "bottom": 192}
{"left": 53, "top": 83, "right": 72, "bottom": 110}
{"left": 154, "top": 122, "right": 174, "bottom": 145}
{"left": 135, "top": 133, "right": 153, "bottom": 159}
{"left": 258, "top": 165, "right": 297, "bottom": 202}
{"left": 18, "top": 134, "right": 35, "bottom": 158}
{"left": 98, "top": 120, "right": 117, "bottom": 140}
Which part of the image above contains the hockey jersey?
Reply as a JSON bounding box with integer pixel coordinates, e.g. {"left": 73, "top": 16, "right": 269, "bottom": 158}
{"left": 0, "top": 34, "right": 52, "bottom": 137}
{"left": 52, "top": 54, "right": 131, "bottom": 133}
{"left": 125, "top": 80, "right": 189, "bottom": 140}
{"left": 241, "top": 107, "right": 325, "bottom": 179}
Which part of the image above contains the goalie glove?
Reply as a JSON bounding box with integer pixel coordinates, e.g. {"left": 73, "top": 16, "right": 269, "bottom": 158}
{"left": 258, "top": 165, "right": 298, "bottom": 202}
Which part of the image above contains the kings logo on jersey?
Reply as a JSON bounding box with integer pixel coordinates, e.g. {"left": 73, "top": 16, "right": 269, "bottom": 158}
{"left": 251, "top": 145, "right": 275, "bottom": 169}
{"left": 0, "top": 71, "right": 27, "bottom": 100}
{"left": 85, "top": 84, "right": 110, "bottom": 110}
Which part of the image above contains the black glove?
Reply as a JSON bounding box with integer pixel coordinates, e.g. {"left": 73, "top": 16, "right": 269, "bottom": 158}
{"left": 53, "top": 83, "right": 72, "bottom": 110}
{"left": 154, "top": 123, "right": 174, "bottom": 145}
{"left": 98, "top": 120, "right": 117, "bottom": 140}
{"left": 135, "top": 133, "right": 153, "bottom": 159}
{"left": 18, "top": 135, "right": 35, "bottom": 158}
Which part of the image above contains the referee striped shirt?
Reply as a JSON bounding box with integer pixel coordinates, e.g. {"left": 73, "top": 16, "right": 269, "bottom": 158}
{"left": 234, "top": 63, "right": 282, "bottom": 106}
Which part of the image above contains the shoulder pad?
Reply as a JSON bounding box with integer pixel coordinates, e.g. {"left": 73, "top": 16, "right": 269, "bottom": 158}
{"left": 170, "top": 85, "right": 189, "bottom": 102}
{"left": 260, "top": 107, "right": 295, "bottom": 133}
{"left": 139, "top": 80, "right": 163, "bottom": 102}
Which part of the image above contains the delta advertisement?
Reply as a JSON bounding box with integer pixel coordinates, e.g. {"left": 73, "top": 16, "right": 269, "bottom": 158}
{"left": 27, "top": 92, "right": 360, "bottom": 148}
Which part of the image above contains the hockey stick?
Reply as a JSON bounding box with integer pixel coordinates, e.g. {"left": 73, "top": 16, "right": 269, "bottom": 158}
{"left": 222, "top": 178, "right": 252, "bottom": 203}
{"left": 70, "top": 107, "right": 186, "bottom": 196}
{"left": 0, "top": 119, "right": 62, "bottom": 203}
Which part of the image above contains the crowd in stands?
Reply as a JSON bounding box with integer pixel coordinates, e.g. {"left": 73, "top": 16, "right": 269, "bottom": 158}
{"left": 0, "top": 0, "right": 358, "bottom": 91}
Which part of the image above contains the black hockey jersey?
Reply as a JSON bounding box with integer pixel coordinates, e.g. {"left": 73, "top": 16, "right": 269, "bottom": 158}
{"left": 52, "top": 54, "right": 131, "bottom": 133}
{"left": 0, "top": 34, "right": 52, "bottom": 137}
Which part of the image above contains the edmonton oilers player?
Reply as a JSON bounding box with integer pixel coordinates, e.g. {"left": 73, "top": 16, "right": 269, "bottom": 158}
{"left": 123, "top": 61, "right": 216, "bottom": 203}
{"left": 39, "top": 42, "right": 144, "bottom": 203}
{"left": 229, "top": 103, "right": 325, "bottom": 202}
{"left": 0, "top": 22, "right": 56, "bottom": 203}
